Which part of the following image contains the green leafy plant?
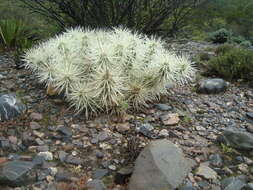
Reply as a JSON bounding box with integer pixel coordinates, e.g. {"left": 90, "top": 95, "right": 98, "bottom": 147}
{"left": 23, "top": 27, "right": 195, "bottom": 118}
{"left": 231, "top": 35, "right": 245, "bottom": 44}
{"left": 208, "top": 28, "right": 232, "bottom": 44}
{"left": 240, "top": 40, "right": 252, "bottom": 48}
{"left": 205, "top": 44, "right": 253, "bottom": 82}
{"left": 0, "top": 19, "right": 36, "bottom": 49}
{"left": 0, "top": 19, "right": 39, "bottom": 68}
{"left": 221, "top": 143, "right": 234, "bottom": 154}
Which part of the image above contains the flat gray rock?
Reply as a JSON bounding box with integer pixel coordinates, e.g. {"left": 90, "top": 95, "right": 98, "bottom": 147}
{"left": 197, "top": 78, "right": 228, "bottom": 94}
{"left": 221, "top": 128, "right": 253, "bottom": 150}
{"left": 0, "top": 94, "right": 26, "bottom": 121}
{"left": 87, "top": 179, "right": 106, "bottom": 190}
{"left": 0, "top": 161, "right": 36, "bottom": 187}
{"left": 196, "top": 164, "right": 218, "bottom": 180}
{"left": 245, "top": 183, "right": 253, "bottom": 190}
{"left": 221, "top": 176, "right": 246, "bottom": 190}
{"left": 128, "top": 139, "right": 195, "bottom": 190}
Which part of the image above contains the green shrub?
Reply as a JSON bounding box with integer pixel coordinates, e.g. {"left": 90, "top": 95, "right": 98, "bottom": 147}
{"left": 214, "top": 43, "right": 234, "bottom": 55}
{"left": 198, "top": 52, "right": 213, "bottom": 61}
{"left": 230, "top": 36, "right": 245, "bottom": 44}
{"left": 240, "top": 40, "right": 252, "bottom": 48}
{"left": 0, "top": 19, "right": 37, "bottom": 50}
{"left": 23, "top": 27, "right": 195, "bottom": 118}
{"left": 208, "top": 28, "right": 232, "bottom": 44}
{"left": 206, "top": 45, "right": 253, "bottom": 82}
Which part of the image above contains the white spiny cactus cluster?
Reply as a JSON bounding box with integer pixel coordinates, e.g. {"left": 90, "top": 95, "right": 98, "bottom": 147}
{"left": 24, "top": 27, "right": 195, "bottom": 117}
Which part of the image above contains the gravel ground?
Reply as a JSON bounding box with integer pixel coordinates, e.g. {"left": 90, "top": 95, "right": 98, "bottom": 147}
{"left": 0, "top": 42, "right": 253, "bottom": 190}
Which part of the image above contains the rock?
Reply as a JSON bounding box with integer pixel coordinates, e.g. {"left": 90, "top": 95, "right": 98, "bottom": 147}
{"left": 138, "top": 123, "right": 157, "bottom": 139}
{"left": 245, "top": 183, "right": 253, "bottom": 190}
{"left": 115, "top": 166, "right": 133, "bottom": 184}
{"left": 58, "top": 151, "right": 68, "bottom": 162}
{"left": 49, "top": 167, "right": 58, "bottom": 176}
{"left": 246, "top": 112, "right": 253, "bottom": 120}
{"left": 128, "top": 139, "right": 195, "bottom": 190}
{"left": 33, "top": 130, "right": 44, "bottom": 138}
{"left": 197, "top": 78, "right": 228, "bottom": 94}
{"left": 221, "top": 176, "right": 246, "bottom": 190}
{"left": 180, "top": 186, "right": 197, "bottom": 190}
{"left": 87, "top": 179, "right": 106, "bottom": 190}
{"left": 0, "top": 139, "right": 10, "bottom": 150}
{"left": 32, "top": 155, "right": 45, "bottom": 166}
{"left": 196, "top": 164, "right": 218, "bottom": 180}
{"left": 246, "top": 125, "right": 253, "bottom": 133}
{"left": 95, "top": 151, "right": 104, "bottom": 159}
{"left": 0, "top": 161, "right": 36, "bottom": 187}
{"left": 209, "top": 154, "right": 223, "bottom": 167}
{"left": 238, "top": 163, "right": 248, "bottom": 173}
{"left": 91, "top": 138, "right": 99, "bottom": 144}
{"left": 161, "top": 113, "right": 180, "bottom": 126}
{"left": 37, "top": 145, "right": 49, "bottom": 152}
{"left": 8, "top": 136, "right": 17, "bottom": 144}
{"left": 221, "top": 128, "right": 253, "bottom": 150}
{"left": 195, "top": 126, "right": 205, "bottom": 131}
{"left": 108, "top": 165, "right": 116, "bottom": 171}
{"left": 57, "top": 126, "right": 72, "bottom": 137}
{"left": 243, "top": 157, "right": 253, "bottom": 165}
{"left": 155, "top": 104, "right": 172, "bottom": 111}
{"left": 115, "top": 123, "right": 130, "bottom": 133}
{"left": 0, "top": 157, "right": 8, "bottom": 165}
{"left": 55, "top": 172, "right": 72, "bottom": 182}
{"left": 30, "top": 112, "right": 43, "bottom": 121}
{"left": 92, "top": 169, "right": 109, "bottom": 179}
{"left": 30, "top": 122, "right": 42, "bottom": 130}
{"left": 37, "top": 152, "right": 53, "bottom": 161}
{"left": 65, "top": 155, "right": 83, "bottom": 165}
{"left": 0, "top": 94, "right": 26, "bottom": 121}
{"left": 159, "top": 129, "right": 169, "bottom": 137}
{"left": 97, "top": 131, "right": 109, "bottom": 142}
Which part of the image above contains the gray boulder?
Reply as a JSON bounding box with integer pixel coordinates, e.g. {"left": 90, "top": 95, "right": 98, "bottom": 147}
{"left": 197, "top": 78, "right": 228, "bottom": 94}
{"left": 221, "top": 176, "right": 247, "bottom": 190}
{"left": 128, "top": 139, "right": 195, "bottom": 190}
{"left": 87, "top": 179, "right": 106, "bottom": 190}
{"left": 221, "top": 128, "right": 253, "bottom": 150}
{"left": 0, "top": 94, "right": 26, "bottom": 121}
{"left": 0, "top": 161, "right": 36, "bottom": 187}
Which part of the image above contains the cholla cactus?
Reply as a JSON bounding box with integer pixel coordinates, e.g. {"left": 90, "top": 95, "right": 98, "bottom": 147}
{"left": 24, "top": 27, "right": 195, "bottom": 118}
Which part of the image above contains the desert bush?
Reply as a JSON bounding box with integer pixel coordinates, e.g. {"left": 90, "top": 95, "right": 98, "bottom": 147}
{"left": 18, "top": 0, "right": 206, "bottom": 37}
{"left": 214, "top": 43, "right": 234, "bottom": 55}
{"left": 23, "top": 27, "right": 195, "bottom": 117}
{"left": 198, "top": 52, "right": 214, "bottom": 61}
{"left": 0, "top": 19, "right": 37, "bottom": 50}
{"left": 205, "top": 45, "right": 253, "bottom": 82}
{"left": 208, "top": 28, "right": 232, "bottom": 44}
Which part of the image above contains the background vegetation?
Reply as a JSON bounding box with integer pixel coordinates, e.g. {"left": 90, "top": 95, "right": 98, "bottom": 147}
{"left": 0, "top": 0, "right": 252, "bottom": 73}
{"left": 0, "top": 0, "right": 252, "bottom": 44}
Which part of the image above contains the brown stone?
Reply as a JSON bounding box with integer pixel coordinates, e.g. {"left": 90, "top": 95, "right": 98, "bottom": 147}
{"left": 115, "top": 123, "right": 130, "bottom": 133}
{"left": 30, "top": 112, "right": 43, "bottom": 121}
{"left": 162, "top": 113, "right": 180, "bottom": 126}
{"left": 0, "top": 157, "right": 8, "bottom": 165}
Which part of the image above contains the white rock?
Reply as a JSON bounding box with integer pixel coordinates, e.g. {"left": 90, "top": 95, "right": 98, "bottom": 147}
{"left": 49, "top": 167, "right": 58, "bottom": 176}
{"left": 159, "top": 129, "right": 169, "bottom": 137}
{"left": 38, "top": 151, "right": 53, "bottom": 161}
{"left": 108, "top": 165, "right": 117, "bottom": 171}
